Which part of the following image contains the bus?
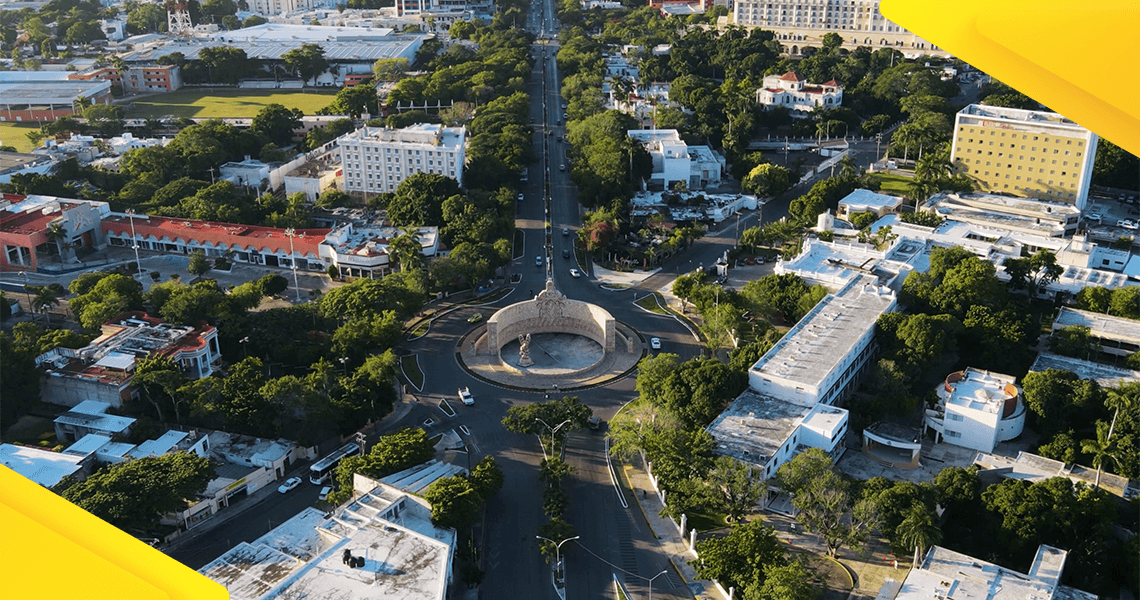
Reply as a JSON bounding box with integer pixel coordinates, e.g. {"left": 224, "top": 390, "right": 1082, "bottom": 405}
{"left": 309, "top": 442, "right": 361, "bottom": 484}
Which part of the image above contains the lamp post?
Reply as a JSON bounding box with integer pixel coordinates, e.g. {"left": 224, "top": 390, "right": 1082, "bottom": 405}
{"left": 338, "top": 356, "right": 349, "bottom": 375}
{"left": 124, "top": 208, "right": 142, "bottom": 278}
{"left": 647, "top": 569, "right": 669, "bottom": 600}
{"left": 19, "top": 271, "right": 32, "bottom": 321}
{"left": 535, "top": 534, "right": 579, "bottom": 581}
{"left": 284, "top": 228, "right": 301, "bottom": 303}
{"left": 535, "top": 417, "right": 570, "bottom": 460}
{"left": 239, "top": 336, "right": 249, "bottom": 358}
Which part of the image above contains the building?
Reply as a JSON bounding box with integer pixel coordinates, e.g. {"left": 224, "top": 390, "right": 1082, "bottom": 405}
{"left": 627, "top": 129, "right": 722, "bottom": 191}
{"left": 1052, "top": 307, "right": 1140, "bottom": 361}
{"left": 247, "top": 0, "right": 314, "bottom": 16}
{"left": 199, "top": 475, "right": 456, "bottom": 600}
{"left": 1029, "top": 351, "right": 1140, "bottom": 389}
{"left": 67, "top": 64, "right": 183, "bottom": 93}
{"left": 837, "top": 188, "right": 904, "bottom": 219}
{"left": 923, "top": 368, "right": 1026, "bottom": 453}
{"left": 321, "top": 222, "right": 440, "bottom": 278}
{"left": 53, "top": 400, "right": 136, "bottom": 443}
{"left": 731, "top": 0, "right": 948, "bottom": 58}
{"left": 974, "top": 450, "right": 1140, "bottom": 501}
{"left": 882, "top": 545, "right": 1097, "bottom": 600}
{"left": 338, "top": 123, "right": 465, "bottom": 195}
{"left": 922, "top": 190, "right": 1082, "bottom": 237}
{"left": 950, "top": 104, "right": 1099, "bottom": 210}
{"left": 0, "top": 194, "right": 110, "bottom": 271}
{"left": 35, "top": 312, "right": 221, "bottom": 408}
{"left": 0, "top": 71, "right": 113, "bottom": 123}
{"left": 0, "top": 152, "right": 55, "bottom": 184}
{"left": 757, "top": 72, "right": 843, "bottom": 117}
{"left": 0, "top": 443, "right": 93, "bottom": 489}
{"left": 749, "top": 275, "right": 897, "bottom": 405}
{"left": 219, "top": 159, "right": 273, "bottom": 189}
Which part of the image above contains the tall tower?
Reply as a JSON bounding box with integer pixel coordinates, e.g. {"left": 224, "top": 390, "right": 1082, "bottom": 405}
{"left": 166, "top": 1, "right": 193, "bottom": 36}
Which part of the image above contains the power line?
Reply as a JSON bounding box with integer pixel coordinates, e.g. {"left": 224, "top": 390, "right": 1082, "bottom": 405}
{"left": 571, "top": 540, "right": 659, "bottom": 582}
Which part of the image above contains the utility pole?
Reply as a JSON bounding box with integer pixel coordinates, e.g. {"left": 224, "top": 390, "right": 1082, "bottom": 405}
{"left": 124, "top": 208, "right": 142, "bottom": 278}
{"left": 285, "top": 228, "right": 301, "bottom": 302}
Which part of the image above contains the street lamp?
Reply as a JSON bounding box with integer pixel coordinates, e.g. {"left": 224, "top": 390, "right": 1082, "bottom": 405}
{"left": 124, "top": 209, "right": 141, "bottom": 278}
{"left": 535, "top": 417, "right": 571, "bottom": 460}
{"left": 19, "top": 271, "right": 32, "bottom": 321}
{"left": 338, "top": 356, "right": 349, "bottom": 375}
{"left": 284, "top": 228, "right": 301, "bottom": 303}
{"left": 647, "top": 570, "right": 669, "bottom": 600}
{"left": 535, "top": 534, "right": 579, "bottom": 581}
{"left": 239, "top": 336, "right": 250, "bottom": 359}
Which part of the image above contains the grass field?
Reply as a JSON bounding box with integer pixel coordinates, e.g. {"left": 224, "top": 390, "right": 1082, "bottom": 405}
{"left": 123, "top": 88, "right": 340, "bottom": 119}
{"left": 874, "top": 173, "right": 915, "bottom": 196}
{"left": 0, "top": 122, "right": 41, "bottom": 153}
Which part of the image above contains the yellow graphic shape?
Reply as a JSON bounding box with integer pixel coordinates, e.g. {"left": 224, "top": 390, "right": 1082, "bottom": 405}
{"left": 0, "top": 465, "right": 228, "bottom": 600}
{"left": 881, "top": 0, "right": 1140, "bottom": 158}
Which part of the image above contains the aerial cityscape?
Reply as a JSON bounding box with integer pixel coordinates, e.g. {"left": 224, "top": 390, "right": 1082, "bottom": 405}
{"left": 0, "top": 0, "right": 1138, "bottom": 598}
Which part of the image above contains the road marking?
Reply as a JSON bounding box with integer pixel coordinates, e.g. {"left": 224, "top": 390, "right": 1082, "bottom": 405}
{"left": 459, "top": 425, "right": 471, "bottom": 436}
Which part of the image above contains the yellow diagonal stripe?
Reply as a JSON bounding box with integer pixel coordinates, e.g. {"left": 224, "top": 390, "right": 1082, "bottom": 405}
{"left": 881, "top": 0, "right": 1140, "bottom": 158}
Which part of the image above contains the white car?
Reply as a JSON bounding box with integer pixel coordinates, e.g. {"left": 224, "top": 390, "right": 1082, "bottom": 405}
{"left": 559, "top": 164, "right": 566, "bottom": 171}
{"left": 1086, "top": 213, "right": 1102, "bottom": 221}
{"left": 518, "top": 193, "right": 524, "bottom": 201}
{"left": 1124, "top": 221, "right": 1139, "bottom": 230}
{"left": 569, "top": 268, "right": 581, "bottom": 278}
{"left": 458, "top": 387, "right": 474, "bottom": 406}
{"left": 650, "top": 337, "right": 661, "bottom": 350}
{"left": 318, "top": 486, "right": 332, "bottom": 501}
{"left": 277, "top": 477, "right": 302, "bottom": 493}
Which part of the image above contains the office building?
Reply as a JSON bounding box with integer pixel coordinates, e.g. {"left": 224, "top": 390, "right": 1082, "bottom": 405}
{"left": 339, "top": 123, "right": 465, "bottom": 195}
{"left": 882, "top": 545, "right": 1096, "bottom": 600}
{"left": 950, "top": 104, "right": 1099, "bottom": 210}
{"left": 1052, "top": 307, "right": 1140, "bottom": 361}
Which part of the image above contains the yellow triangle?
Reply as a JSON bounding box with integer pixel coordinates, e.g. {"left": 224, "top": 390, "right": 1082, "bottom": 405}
{"left": 0, "top": 465, "right": 228, "bottom": 600}
{"left": 881, "top": 0, "right": 1140, "bottom": 158}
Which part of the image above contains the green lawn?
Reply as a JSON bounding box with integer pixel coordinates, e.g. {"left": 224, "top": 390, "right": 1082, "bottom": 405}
{"left": 123, "top": 88, "right": 339, "bottom": 119}
{"left": 874, "top": 173, "right": 914, "bottom": 196}
{"left": 0, "top": 122, "right": 42, "bottom": 153}
{"left": 635, "top": 294, "right": 667, "bottom": 314}
{"left": 400, "top": 354, "right": 425, "bottom": 390}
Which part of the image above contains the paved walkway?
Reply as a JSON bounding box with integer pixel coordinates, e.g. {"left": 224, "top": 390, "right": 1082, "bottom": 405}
{"left": 592, "top": 263, "right": 660, "bottom": 287}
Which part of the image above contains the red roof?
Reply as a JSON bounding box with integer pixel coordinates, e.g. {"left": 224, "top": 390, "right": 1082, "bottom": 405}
{"left": 822, "top": 79, "right": 840, "bottom": 87}
{"left": 779, "top": 72, "right": 803, "bottom": 82}
{"left": 102, "top": 214, "right": 330, "bottom": 257}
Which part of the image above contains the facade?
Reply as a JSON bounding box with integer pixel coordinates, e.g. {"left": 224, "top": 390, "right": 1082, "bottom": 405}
{"left": 1052, "top": 307, "right": 1140, "bottom": 361}
{"left": 320, "top": 222, "right": 440, "bottom": 278}
{"left": 219, "top": 159, "right": 273, "bottom": 189}
{"left": 0, "top": 72, "right": 112, "bottom": 123}
{"left": 199, "top": 474, "right": 456, "bottom": 600}
{"left": 884, "top": 545, "right": 1096, "bottom": 600}
{"left": 757, "top": 72, "right": 843, "bottom": 117}
{"left": 923, "top": 368, "right": 1026, "bottom": 453}
{"left": 53, "top": 400, "right": 136, "bottom": 443}
{"left": 950, "top": 104, "right": 1099, "bottom": 210}
{"left": 247, "top": 0, "right": 315, "bottom": 16}
{"left": 35, "top": 312, "right": 221, "bottom": 408}
{"left": 730, "top": 0, "right": 948, "bottom": 58}
{"left": 67, "top": 64, "right": 183, "bottom": 93}
{"left": 338, "top": 123, "right": 465, "bottom": 195}
{"left": 0, "top": 195, "right": 110, "bottom": 271}
{"left": 627, "top": 129, "right": 721, "bottom": 191}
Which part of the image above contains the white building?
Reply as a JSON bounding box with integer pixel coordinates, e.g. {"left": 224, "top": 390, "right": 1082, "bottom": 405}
{"left": 922, "top": 191, "right": 1082, "bottom": 237}
{"left": 0, "top": 152, "right": 56, "bottom": 183}
{"left": 731, "top": 0, "right": 948, "bottom": 58}
{"left": 1052, "top": 307, "right": 1140, "bottom": 361}
{"left": 320, "top": 222, "right": 440, "bottom": 278}
{"left": 923, "top": 368, "right": 1026, "bottom": 453}
{"left": 0, "top": 443, "right": 93, "bottom": 489}
{"left": 883, "top": 545, "right": 1096, "bottom": 600}
{"left": 247, "top": 0, "right": 314, "bottom": 16}
{"left": 837, "top": 188, "right": 904, "bottom": 219}
{"left": 53, "top": 400, "right": 136, "bottom": 443}
{"left": 757, "top": 72, "right": 843, "bottom": 117}
{"left": 1030, "top": 351, "right": 1140, "bottom": 389}
{"left": 199, "top": 475, "right": 455, "bottom": 600}
{"left": 338, "top": 123, "right": 465, "bottom": 195}
{"left": 220, "top": 159, "right": 273, "bottom": 189}
{"left": 627, "top": 129, "right": 722, "bottom": 191}
{"left": 974, "top": 451, "right": 1140, "bottom": 501}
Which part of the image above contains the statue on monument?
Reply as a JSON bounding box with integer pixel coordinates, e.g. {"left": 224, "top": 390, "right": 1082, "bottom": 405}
{"left": 518, "top": 333, "right": 534, "bottom": 367}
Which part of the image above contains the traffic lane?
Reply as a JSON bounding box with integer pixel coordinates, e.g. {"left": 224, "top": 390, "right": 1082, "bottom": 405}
{"left": 563, "top": 430, "right": 630, "bottom": 600}
{"left": 480, "top": 444, "right": 553, "bottom": 600}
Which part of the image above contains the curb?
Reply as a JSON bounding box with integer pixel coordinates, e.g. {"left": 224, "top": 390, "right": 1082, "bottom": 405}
{"left": 620, "top": 464, "right": 659, "bottom": 540}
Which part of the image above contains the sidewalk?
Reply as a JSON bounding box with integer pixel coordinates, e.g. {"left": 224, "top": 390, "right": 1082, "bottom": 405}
{"left": 592, "top": 262, "right": 660, "bottom": 287}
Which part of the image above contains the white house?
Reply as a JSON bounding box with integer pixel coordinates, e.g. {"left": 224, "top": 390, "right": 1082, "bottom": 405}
{"left": 757, "top": 72, "right": 843, "bottom": 118}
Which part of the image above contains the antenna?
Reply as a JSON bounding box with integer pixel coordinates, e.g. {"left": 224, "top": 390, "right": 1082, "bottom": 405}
{"left": 166, "top": 0, "right": 193, "bottom": 36}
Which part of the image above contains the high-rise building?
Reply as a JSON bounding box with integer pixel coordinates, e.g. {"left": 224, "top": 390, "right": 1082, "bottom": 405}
{"left": 731, "top": 0, "right": 947, "bottom": 57}
{"left": 338, "top": 124, "right": 465, "bottom": 195}
{"left": 950, "top": 104, "right": 1098, "bottom": 210}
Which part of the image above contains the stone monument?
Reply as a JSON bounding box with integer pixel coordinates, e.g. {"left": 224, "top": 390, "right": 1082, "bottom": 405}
{"left": 518, "top": 333, "right": 534, "bottom": 367}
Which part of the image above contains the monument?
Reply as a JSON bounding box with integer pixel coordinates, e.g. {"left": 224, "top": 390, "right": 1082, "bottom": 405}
{"left": 518, "top": 334, "right": 534, "bottom": 367}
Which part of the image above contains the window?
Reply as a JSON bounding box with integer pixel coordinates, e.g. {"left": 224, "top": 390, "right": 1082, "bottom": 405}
{"left": 945, "top": 430, "right": 961, "bottom": 438}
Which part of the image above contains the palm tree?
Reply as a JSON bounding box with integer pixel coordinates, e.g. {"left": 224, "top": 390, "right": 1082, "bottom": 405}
{"left": 896, "top": 502, "right": 942, "bottom": 564}
{"left": 389, "top": 230, "right": 423, "bottom": 272}
{"left": 45, "top": 221, "right": 68, "bottom": 262}
{"left": 1081, "top": 420, "right": 1121, "bottom": 490}
{"left": 838, "top": 154, "right": 858, "bottom": 179}
{"left": 30, "top": 285, "right": 61, "bottom": 324}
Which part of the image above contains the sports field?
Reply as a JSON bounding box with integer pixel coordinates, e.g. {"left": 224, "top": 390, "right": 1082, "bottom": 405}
{"left": 123, "top": 88, "right": 340, "bottom": 119}
{"left": 0, "top": 122, "right": 41, "bottom": 153}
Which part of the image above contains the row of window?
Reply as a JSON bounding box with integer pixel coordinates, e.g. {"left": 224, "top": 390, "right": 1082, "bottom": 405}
{"left": 960, "top": 128, "right": 1085, "bottom": 147}
{"left": 961, "top": 160, "right": 1076, "bottom": 178}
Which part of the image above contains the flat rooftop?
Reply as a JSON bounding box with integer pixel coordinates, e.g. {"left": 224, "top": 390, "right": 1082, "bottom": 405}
{"left": 750, "top": 276, "right": 895, "bottom": 392}
{"left": 894, "top": 545, "right": 1096, "bottom": 600}
{"left": 0, "top": 79, "right": 110, "bottom": 104}
{"left": 956, "top": 103, "right": 1085, "bottom": 130}
{"left": 0, "top": 152, "right": 51, "bottom": 173}
{"left": 340, "top": 123, "right": 465, "bottom": 148}
{"left": 838, "top": 189, "right": 904, "bottom": 211}
{"left": 0, "top": 444, "right": 86, "bottom": 488}
{"left": 1054, "top": 307, "right": 1140, "bottom": 343}
{"left": 706, "top": 389, "right": 811, "bottom": 468}
{"left": 943, "top": 368, "right": 1017, "bottom": 414}
{"left": 1030, "top": 352, "right": 1140, "bottom": 388}
{"left": 975, "top": 450, "right": 1139, "bottom": 501}
{"left": 926, "top": 191, "right": 1080, "bottom": 217}
{"left": 54, "top": 400, "right": 136, "bottom": 435}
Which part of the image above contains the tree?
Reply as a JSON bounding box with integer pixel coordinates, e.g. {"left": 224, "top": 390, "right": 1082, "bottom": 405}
{"left": 282, "top": 43, "right": 329, "bottom": 83}
{"left": 536, "top": 517, "right": 577, "bottom": 563}
{"left": 706, "top": 456, "right": 766, "bottom": 522}
{"left": 61, "top": 452, "right": 214, "bottom": 534}
{"left": 187, "top": 250, "right": 211, "bottom": 278}
{"left": 1080, "top": 420, "right": 1120, "bottom": 490}
{"left": 1048, "top": 325, "right": 1094, "bottom": 359}
{"left": 422, "top": 475, "right": 483, "bottom": 530}
{"left": 469, "top": 455, "right": 504, "bottom": 500}
{"left": 1075, "top": 286, "right": 1113, "bottom": 313}
{"left": 756, "top": 562, "right": 814, "bottom": 600}
{"left": 742, "top": 163, "right": 793, "bottom": 197}
{"left": 894, "top": 501, "right": 941, "bottom": 560}
{"left": 198, "top": 46, "right": 250, "bottom": 84}
{"left": 690, "top": 520, "right": 786, "bottom": 600}
{"left": 29, "top": 285, "right": 61, "bottom": 324}
{"left": 502, "top": 396, "right": 593, "bottom": 456}
{"left": 1021, "top": 369, "right": 1102, "bottom": 438}
{"left": 68, "top": 273, "right": 145, "bottom": 330}
{"left": 1003, "top": 250, "right": 1062, "bottom": 297}
{"left": 372, "top": 57, "right": 410, "bottom": 81}
{"left": 251, "top": 104, "right": 304, "bottom": 147}
{"left": 384, "top": 173, "right": 461, "bottom": 227}
{"left": 776, "top": 448, "right": 878, "bottom": 557}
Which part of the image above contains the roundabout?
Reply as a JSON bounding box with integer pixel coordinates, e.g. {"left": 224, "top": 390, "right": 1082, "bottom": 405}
{"left": 458, "top": 280, "right": 646, "bottom": 391}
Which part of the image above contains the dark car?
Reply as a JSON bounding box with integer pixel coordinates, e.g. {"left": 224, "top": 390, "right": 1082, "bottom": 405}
{"left": 562, "top": 249, "right": 571, "bottom": 258}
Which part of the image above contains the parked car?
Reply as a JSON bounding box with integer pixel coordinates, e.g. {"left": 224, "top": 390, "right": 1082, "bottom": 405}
{"left": 569, "top": 268, "right": 581, "bottom": 278}
{"left": 561, "top": 103, "right": 567, "bottom": 110}
{"left": 1086, "top": 213, "right": 1102, "bottom": 222}
{"left": 650, "top": 337, "right": 662, "bottom": 350}
{"left": 278, "top": 477, "right": 302, "bottom": 493}
{"left": 318, "top": 486, "right": 332, "bottom": 501}
{"left": 458, "top": 387, "right": 474, "bottom": 406}
{"left": 1123, "top": 221, "right": 1139, "bottom": 230}
{"left": 536, "top": 255, "right": 544, "bottom": 266}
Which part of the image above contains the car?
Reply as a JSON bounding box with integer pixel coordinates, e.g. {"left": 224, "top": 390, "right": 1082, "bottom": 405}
{"left": 277, "top": 477, "right": 302, "bottom": 494}
{"left": 518, "top": 193, "right": 524, "bottom": 201}
{"left": 467, "top": 313, "right": 483, "bottom": 323}
{"left": 570, "top": 268, "right": 581, "bottom": 278}
{"left": 1124, "top": 221, "right": 1139, "bottom": 230}
{"left": 557, "top": 135, "right": 563, "bottom": 142}
{"left": 561, "top": 103, "right": 567, "bottom": 110}
{"left": 318, "top": 486, "right": 332, "bottom": 501}
{"left": 458, "top": 387, "right": 474, "bottom": 406}
{"left": 1086, "top": 213, "right": 1102, "bottom": 221}
{"left": 559, "top": 164, "right": 566, "bottom": 171}
{"left": 536, "top": 255, "right": 544, "bottom": 266}
{"left": 650, "top": 337, "right": 661, "bottom": 350}
{"left": 562, "top": 227, "right": 570, "bottom": 236}
{"left": 547, "top": 129, "right": 554, "bottom": 136}
{"left": 563, "top": 113, "right": 568, "bottom": 121}
{"left": 587, "top": 416, "right": 601, "bottom": 430}
{"left": 556, "top": 120, "right": 561, "bottom": 126}
{"left": 1117, "top": 219, "right": 1134, "bottom": 228}
{"left": 562, "top": 249, "right": 571, "bottom": 258}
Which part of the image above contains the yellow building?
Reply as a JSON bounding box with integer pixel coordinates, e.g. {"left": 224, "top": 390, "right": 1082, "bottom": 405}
{"left": 950, "top": 104, "right": 1099, "bottom": 211}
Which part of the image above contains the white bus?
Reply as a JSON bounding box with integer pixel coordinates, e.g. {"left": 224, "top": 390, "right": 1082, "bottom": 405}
{"left": 309, "top": 442, "right": 361, "bottom": 484}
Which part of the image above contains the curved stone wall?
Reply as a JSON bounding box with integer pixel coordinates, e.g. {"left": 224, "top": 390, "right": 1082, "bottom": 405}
{"left": 484, "top": 281, "right": 615, "bottom": 355}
